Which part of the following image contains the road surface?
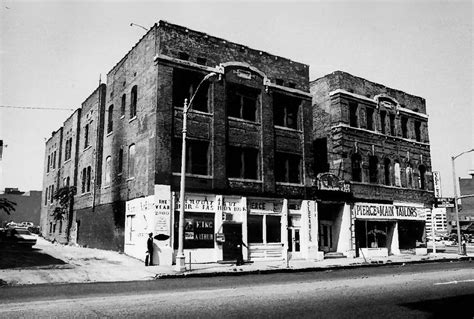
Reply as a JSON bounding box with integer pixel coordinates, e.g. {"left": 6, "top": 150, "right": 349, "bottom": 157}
{"left": 1, "top": 261, "right": 473, "bottom": 318}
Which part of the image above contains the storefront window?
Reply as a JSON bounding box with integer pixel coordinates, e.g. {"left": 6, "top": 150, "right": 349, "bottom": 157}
{"left": 355, "top": 220, "right": 390, "bottom": 248}
{"left": 266, "top": 215, "right": 281, "bottom": 243}
{"left": 173, "top": 212, "right": 214, "bottom": 249}
{"left": 248, "top": 215, "right": 263, "bottom": 243}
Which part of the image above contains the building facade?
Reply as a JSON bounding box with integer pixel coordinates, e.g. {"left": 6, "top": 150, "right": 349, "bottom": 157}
{"left": 311, "top": 71, "right": 435, "bottom": 258}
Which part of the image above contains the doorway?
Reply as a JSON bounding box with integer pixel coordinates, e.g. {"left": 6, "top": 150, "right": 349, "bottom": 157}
{"left": 222, "top": 223, "right": 242, "bottom": 261}
{"left": 319, "top": 221, "right": 333, "bottom": 252}
{"left": 287, "top": 228, "right": 301, "bottom": 259}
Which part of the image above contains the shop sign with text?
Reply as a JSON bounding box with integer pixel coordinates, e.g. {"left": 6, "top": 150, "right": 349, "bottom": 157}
{"left": 353, "top": 203, "right": 426, "bottom": 221}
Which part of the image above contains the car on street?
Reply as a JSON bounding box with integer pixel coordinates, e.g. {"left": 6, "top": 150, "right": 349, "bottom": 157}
{"left": 0, "top": 227, "right": 37, "bottom": 248}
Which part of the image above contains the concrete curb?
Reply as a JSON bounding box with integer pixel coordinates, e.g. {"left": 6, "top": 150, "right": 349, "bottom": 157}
{"left": 155, "top": 256, "right": 473, "bottom": 279}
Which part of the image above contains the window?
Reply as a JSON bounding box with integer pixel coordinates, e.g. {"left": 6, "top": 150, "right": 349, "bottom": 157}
{"left": 401, "top": 116, "right": 408, "bottom": 138}
{"left": 313, "top": 138, "right": 329, "bottom": 174}
{"left": 394, "top": 160, "right": 401, "bottom": 187}
{"left": 107, "top": 105, "right": 114, "bottom": 133}
{"left": 274, "top": 93, "right": 300, "bottom": 130}
{"left": 349, "top": 102, "right": 358, "bottom": 127}
{"left": 65, "top": 138, "right": 72, "bottom": 161}
{"left": 49, "top": 222, "right": 53, "bottom": 234}
{"left": 45, "top": 187, "right": 48, "bottom": 205}
{"left": 105, "top": 156, "right": 111, "bottom": 185}
{"left": 275, "top": 152, "right": 302, "bottom": 184}
{"left": 86, "top": 166, "right": 92, "bottom": 192}
{"left": 173, "top": 212, "right": 214, "bottom": 249}
{"left": 66, "top": 176, "right": 70, "bottom": 187}
{"left": 419, "top": 165, "right": 426, "bottom": 189}
{"left": 47, "top": 155, "right": 50, "bottom": 173}
{"left": 173, "top": 69, "right": 210, "bottom": 113}
{"left": 121, "top": 94, "right": 126, "bottom": 116}
{"left": 227, "top": 84, "right": 259, "bottom": 121}
{"left": 196, "top": 57, "right": 207, "bottom": 65}
{"left": 118, "top": 148, "right": 123, "bottom": 173}
{"left": 248, "top": 215, "right": 263, "bottom": 243}
{"left": 406, "top": 165, "right": 413, "bottom": 188}
{"left": 389, "top": 114, "right": 396, "bottom": 136}
{"left": 414, "top": 121, "right": 421, "bottom": 142}
{"left": 52, "top": 151, "right": 56, "bottom": 169}
{"left": 84, "top": 124, "right": 90, "bottom": 148}
{"left": 266, "top": 215, "right": 281, "bottom": 243}
{"left": 128, "top": 144, "right": 136, "bottom": 178}
{"left": 227, "top": 146, "right": 259, "bottom": 180}
{"left": 384, "top": 158, "right": 391, "bottom": 186}
{"left": 130, "top": 85, "right": 137, "bottom": 118}
{"left": 369, "top": 156, "right": 378, "bottom": 183}
{"left": 59, "top": 220, "right": 63, "bottom": 234}
{"left": 248, "top": 214, "right": 281, "bottom": 244}
{"left": 351, "top": 153, "right": 362, "bottom": 182}
{"left": 51, "top": 185, "right": 54, "bottom": 203}
{"left": 81, "top": 168, "right": 87, "bottom": 193}
{"left": 178, "top": 51, "right": 189, "bottom": 60}
{"left": 380, "top": 111, "right": 387, "bottom": 134}
{"left": 126, "top": 215, "right": 136, "bottom": 242}
{"left": 366, "top": 108, "right": 374, "bottom": 131}
{"left": 172, "top": 139, "right": 209, "bottom": 176}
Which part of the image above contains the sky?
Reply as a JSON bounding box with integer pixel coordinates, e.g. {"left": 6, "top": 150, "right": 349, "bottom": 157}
{"left": 0, "top": 0, "right": 472, "bottom": 197}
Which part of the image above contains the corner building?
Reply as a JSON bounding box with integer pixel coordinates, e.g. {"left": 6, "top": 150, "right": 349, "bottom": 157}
{"left": 311, "top": 71, "right": 435, "bottom": 258}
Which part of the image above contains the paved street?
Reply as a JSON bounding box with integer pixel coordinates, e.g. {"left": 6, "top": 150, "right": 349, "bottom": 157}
{"left": 1, "top": 261, "right": 473, "bottom": 318}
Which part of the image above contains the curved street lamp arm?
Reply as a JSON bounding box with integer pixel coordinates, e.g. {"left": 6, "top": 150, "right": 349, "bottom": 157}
{"left": 185, "top": 72, "right": 217, "bottom": 112}
{"left": 452, "top": 148, "right": 474, "bottom": 161}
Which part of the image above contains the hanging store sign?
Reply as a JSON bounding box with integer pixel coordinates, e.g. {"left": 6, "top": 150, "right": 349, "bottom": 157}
{"left": 353, "top": 203, "right": 426, "bottom": 221}
{"left": 248, "top": 199, "right": 282, "bottom": 214}
{"left": 433, "top": 171, "right": 442, "bottom": 198}
{"left": 316, "top": 173, "right": 351, "bottom": 193}
{"left": 435, "top": 197, "right": 455, "bottom": 208}
{"left": 175, "top": 194, "right": 216, "bottom": 212}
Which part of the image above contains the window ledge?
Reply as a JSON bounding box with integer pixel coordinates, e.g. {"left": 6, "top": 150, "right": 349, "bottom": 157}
{"left": 107, "top": 131, "right": 113, "bottom": 137}
{"left": 84, "top": 145, "right": 92, "bottom": 152}
{"left": 127, "top": 177, "right": 136, "bottom": 181}
{"left": 64, "top": 158, "right": 71, "bottom": 164}
{"left": 228, "top": 116, "right": 261, "bottom": 125}
{"left": 274, "top": 125, "right": 302, "bottom": 133}
{"left": 276, "top": 182, "right": 304, "bottom": 187}
{"left": 120, "top": 115, "right": 125, "bottom": 119}
{"left": 129, "top": 116, "right": 137, "bottom": 123}
{"left": 80, "top": 191, "right": 92, "bottom": 196}
{"left": 172, "top": 172, "right": 213, "bottom": 179}
{"left": 228, "top": 177, "right": 262, "bottom": 183}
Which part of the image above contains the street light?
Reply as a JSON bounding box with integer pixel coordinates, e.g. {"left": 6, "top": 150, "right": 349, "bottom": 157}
{"left": 451, "top": 148, "right": 474, "bottom": 255}
{"left": 175, "top": 72, "right": 217, "bottom": 272}
{"left": 130, "top": 23, "right": 149, "bottom": 31}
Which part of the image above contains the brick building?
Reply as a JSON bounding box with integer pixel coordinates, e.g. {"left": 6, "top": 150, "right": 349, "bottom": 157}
{"left": 41, "top": 21, "right": 318, "bottom": 264}
{"left": 446, "top": 173, "right": 474, "bottom": 234}
{"left": 311, "top": 71, "right": 435, "bottom": 258}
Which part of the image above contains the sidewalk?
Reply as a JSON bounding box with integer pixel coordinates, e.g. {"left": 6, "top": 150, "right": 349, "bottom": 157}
{"left": 1, "top": 237, "right": 472, "bottom": 286}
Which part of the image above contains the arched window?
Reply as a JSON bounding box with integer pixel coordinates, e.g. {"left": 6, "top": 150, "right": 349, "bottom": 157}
{"left": 105, "top": 156, "right": 111, "bottom": 185}
{"left": 107, "top": 105, "right": 114, "bottom": 133}
{"left": 118, "top": 148, "right": 123, "bottom": 173}
{"left": 384, "top": 158, "right": 391, "bottom": 186}
{"left": 351, "top": 153, "right": 362, "bottom": 182}
{"left": 130, "top": 86, "right": 137, "bottom": 118}
{"left": 419, "top": 165, "right": 426, "bottom": 189}
{"left": 394, "top": 160, "right": 401, "bottom": 187}
{"left": 369, "top": 156, "right": 378, "bottom": 184}
{"left": 121, "top": 94, "right": 126, "bottom": 116}
{"left": 406, "top": 164, "right": 413, "bottom": 188}
{"left": 81, "top": 168, "right": 87, "bottom": 193}
{"left": 128, "top": 144, "right": 136, "bottom": 178}
{"left": 86, "top": 166, "right": 92, "bottom": 192}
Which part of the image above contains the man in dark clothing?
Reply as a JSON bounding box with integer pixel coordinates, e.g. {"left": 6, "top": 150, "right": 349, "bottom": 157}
{"left": 147, "top": 232, "right": 154, "bottom": 266}
{"left": 235, "top": 232, "right": 247, "bottom": 266}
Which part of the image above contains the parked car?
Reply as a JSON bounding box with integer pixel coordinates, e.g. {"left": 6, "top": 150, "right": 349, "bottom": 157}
{"left": 20, "top": 222, "right": 35, "bottom": 228}
{"left": 0, "top": 227, "right": 37, "bottom": 248}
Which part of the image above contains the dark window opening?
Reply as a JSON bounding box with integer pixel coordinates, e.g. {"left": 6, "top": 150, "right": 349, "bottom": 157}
{"left": 369, "top": 156, "right": 378, "bottom": 184}
{"left": 173, "top": 68, "right": 210, "bottom": 113}
{"left": 275, "top": 79, "right": 284, "bottom": 86}
{"left": 355, "top": 220, "right": 390, "bottom": 248}
{"left": 384, "top": 158, "right": 391, "bottom": 186}
{"left": 107, "top": 105, "right": 114, "bottom": 133}
{"left": 121, "top": 94, "right": 126, "bottom": 116}
{"left": 227, "top": 146, "right": 259, "bottom": 180}
{"left": 173, "top": 212, "right": 214, "bottom": 249}
{"left": 84, "top": 124, "right": 90, "bottom": 148}
{"left": 274, "top": 93, "right": 300, "bottom": 129}
{"left": 178, "top": 51, "right": 189, "bottom": 61}
{"left": 389, "top": 114, "right": 396, "bottom": 136}
{"left": 351, "top": 153, "right": 362, "bottom": 182}
{"left": 266, "top": 215, "right": 281, "bottom": 243}
{"left": 248, "top": 215, "right": 263, "bottom": 243}
{"left": 313, "top": 138, "right": 329, "bottom": 175}
{"left": 227, "top": 84, "right": 259, "bottom": 121}
{"left": 196, "top": 57, "right": 207, "bottom": 65}
{"left": 172, "top": 139, "right": 210, "bottom": 176}
{"left": 401, "top": 116, "right": 408, "bottom": 138}
{"left": 366, "top": 108, "right": 374, "bottom": 130}
{"left": 419, "top": 165, "right": 426, "bottom": 189}
{"left": 47, "top": 155, "right": 50, "bottom": 172}
{"left": 380, "top": 111, "right": 386, "bottom": 134}
{"left": 288, "top": 82, "right": 296, "bottom": 89}
{"left": 349, "top": 102, "right": 358, "bottom": 127}
{"left": 118, "top": 149, "right": 123, "bottom": 173}
{"left": 86, "top": 166, "right": 91, "bottom": 192}
{"left": 415, "top": 121, "right": 421, "bottom": 142}
{"left": 275, "top": 152, "right": 302, "bottom": 184}
{"left": 81, "top": 168, "right": 86, "bottom": 193}
{"left": 130, "top": 85, "right": 137, "bottom": 118}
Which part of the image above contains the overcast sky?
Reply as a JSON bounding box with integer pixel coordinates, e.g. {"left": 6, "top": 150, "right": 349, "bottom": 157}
{"left": 0, "top": 0, "right": 472, "bottom": 197}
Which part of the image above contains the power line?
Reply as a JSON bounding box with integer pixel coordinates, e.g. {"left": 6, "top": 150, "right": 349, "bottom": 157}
{"left": 0, "top": 105, "right": 76, "bottom": 111}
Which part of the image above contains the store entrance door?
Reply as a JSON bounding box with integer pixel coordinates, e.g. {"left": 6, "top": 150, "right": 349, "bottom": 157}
{"left": 222, "top": 223, "right": 242, "bottom": 261}
{"left": 287, "top": 228, "right": 301, "bottom": 259}
{"left": 319, "top": 221, "right": 333, "bottom": 252}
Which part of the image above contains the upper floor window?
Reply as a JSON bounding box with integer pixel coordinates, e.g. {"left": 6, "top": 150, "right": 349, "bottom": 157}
{"left": 394, "top": 160, "right": 401, "bottom": 187}
{"left": 105, "top": 157, "right": 111, "bottom": 185}
{"left": 401, "top": 116, "right": 408, "bottom": 138}
{"left": 389, "top": 114, "right": 396, "bottom": 136}
{"left": 173, "top": 69, "right": 210, "bottom": 113}
{"left": 50, "top": 185, "right": 54, "bottom": 203}
{"left": 351, "top": 153, "right": 362, "bottom": 182}
{"left": 406, "top": 165, "right": 413, "bottom": 188}
{"left": 349, "top": 102, "right": 358, "bottom": 127}
{"left": 383, "top": 158, "right": 391, "bottom": 186}
{"left": 274, "top": 93, "right": 300, "bottom": 130}
{"left": 84, "top": 124, "right": 90, "bottom": 148}
{"left": 227, "top": 146, "right": 259, "bottom": 180}
{"left": 128, "top": 144, "right": 136, "bottom": 178}
{"left": 419, "top": 165, "right": 426, "bottom": 189}
{"left": 380, "top": 111, "right": 387, "bottom": 134}
{"left": 52, "top": 151, "right": 56, "bottom": 169}
{"left": 313, "top": 138, "right": 329, "bottom": 175}
{"left": 65, "top": 138, "right": 72, "bottom": 161}
{"left": 275, "top": 152, "right": 302, "bottom": 184}
{"left": 121, "top": 94, "right": 126, "bottom": 117}
{"left": 107, "top": 105, "right": 114, "bottom": 133}
{"left": 172, "top": 139, "right": 209, "bottom": 176}
{"left": 366, "top": 108, "right": 374, "bottom": 131}
{"left": 227, "top": 84, "right": 259, "bottom": 122}
{"left": 44, "top": 187, "right": 48, "bottom": 205}
{"left": 368, "top": 156, "right": 378, "bottom": 183}
{"left": 414, "top": 120, "right": 421, "bottom": 142}
{"left": 86, "top": 166, "right": 92, "bottom": 192}
{"left": 47, "top": 155, "right": 50, "bottom": 173}
{"left": 130, "top": 86, "right": 137, "bottom": 118}
{"left": 118, "top": 148, "right": 123, "bottom": 174}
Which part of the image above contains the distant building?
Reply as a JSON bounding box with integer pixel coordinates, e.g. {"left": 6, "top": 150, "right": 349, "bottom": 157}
{"left": 447, "top": 173, "right": 474, "bottom": 233}
{"left": 311, "top": 71, "right": 435, "bottom": 258}
{"left": 425, "top": 208, "right": 448, "bottom": 235}
{"left": 0, "top": 188, "right": 42, "bottom": 227}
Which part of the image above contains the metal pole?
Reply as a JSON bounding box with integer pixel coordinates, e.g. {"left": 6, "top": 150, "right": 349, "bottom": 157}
{"left": 175, "top": 98, "right": 188, "bottom": 272}
{"left": 451, "top": 156, "right": 463, "bottom": 255}
{"left": 431, "top": 210, "right": 436, "bottom": 254}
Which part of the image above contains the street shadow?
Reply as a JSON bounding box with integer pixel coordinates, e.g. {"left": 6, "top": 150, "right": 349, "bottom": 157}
{"left": 0, "top": 245, "right": 66, "bottom": 269}
{"left": 400, "top": 294, "right": 474, "bottom": 318}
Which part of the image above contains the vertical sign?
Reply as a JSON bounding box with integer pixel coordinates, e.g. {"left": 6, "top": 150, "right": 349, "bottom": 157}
{"left": 154, "top": 185, "right": 171, "bottom": 236}
{"left": 433, "top": 171, "right": 442, "bottom": 198}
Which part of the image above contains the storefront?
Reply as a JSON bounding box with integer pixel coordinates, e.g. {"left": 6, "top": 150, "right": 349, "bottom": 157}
{"left": 352, "top": 202, "right": 427, "bottom": 258}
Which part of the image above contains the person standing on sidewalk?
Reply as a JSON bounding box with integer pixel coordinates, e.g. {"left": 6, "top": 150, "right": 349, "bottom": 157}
{"left": 235, "top": 232, "right": 247, "bottom": 266}
{"left": 147, "top": 233, "right": 154, "bottom": 266}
